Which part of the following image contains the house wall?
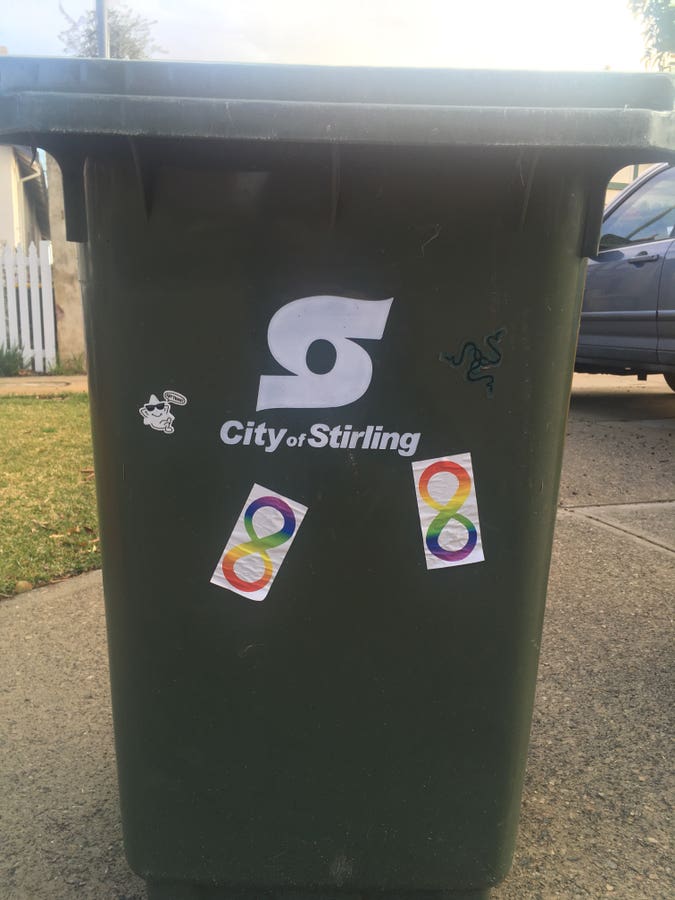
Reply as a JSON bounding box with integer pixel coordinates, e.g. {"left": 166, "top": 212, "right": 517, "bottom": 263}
{"left": 0, "top": 145, "right": 20, "bottom": 246}
{"left": 20, "top": 173, "right": 44, "bottom": 249}
{"left": 0, "top": 145, "right": 44, "bottom": 248}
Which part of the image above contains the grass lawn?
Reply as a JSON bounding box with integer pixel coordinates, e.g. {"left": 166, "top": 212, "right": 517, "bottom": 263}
{"left": 0, "top": 394, "right": 100, "bottom": 598}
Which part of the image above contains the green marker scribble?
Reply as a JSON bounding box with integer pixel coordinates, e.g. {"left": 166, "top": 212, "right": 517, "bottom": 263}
{"left": 440, "top": 327, "right": 506, "bottom": 397}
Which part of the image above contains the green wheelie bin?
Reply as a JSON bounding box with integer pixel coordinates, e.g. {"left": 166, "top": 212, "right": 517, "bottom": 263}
{"left": 1, "top": 58, "right": 673, "bottom": 899}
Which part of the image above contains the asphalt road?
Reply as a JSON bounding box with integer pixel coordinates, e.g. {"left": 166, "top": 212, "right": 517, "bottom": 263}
{"left": 0, "top": 374, "right": 673, "bottom": 900}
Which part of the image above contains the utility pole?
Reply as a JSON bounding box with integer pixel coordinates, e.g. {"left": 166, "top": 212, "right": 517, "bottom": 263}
{"left": 96, "top": 0, "right": 110, "bottom": 58}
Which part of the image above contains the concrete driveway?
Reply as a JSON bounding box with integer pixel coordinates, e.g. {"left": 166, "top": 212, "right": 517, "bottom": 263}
{"left": 0, "top": 374, "right": 673, "bottom": 900}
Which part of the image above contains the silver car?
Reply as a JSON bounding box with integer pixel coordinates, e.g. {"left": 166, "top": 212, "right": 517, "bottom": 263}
{"left": 576, "top": 162, "right": 675, "bottom": 391}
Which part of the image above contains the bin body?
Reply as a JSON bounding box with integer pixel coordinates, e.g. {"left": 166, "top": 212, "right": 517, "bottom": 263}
{"left": 2, "top": 59, "right": 673, "bottom": 899}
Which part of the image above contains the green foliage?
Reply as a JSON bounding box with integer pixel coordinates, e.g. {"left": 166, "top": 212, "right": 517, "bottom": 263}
{"left": 630, "top": 0, "right": 675, "bottom": 71}
{"left": 0, "top": 345, "right": 26, "bottom": 377}
{"left": 59, "top": 1, "right": 164, "bottom": 60}
{"left": 48, "top": 353, "right": 87, "bottom": 376}
{"left": 0, "top": 394, "right": 99, "bottom": 598}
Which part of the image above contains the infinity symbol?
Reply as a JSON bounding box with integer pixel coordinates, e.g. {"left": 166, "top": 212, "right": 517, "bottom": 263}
{"left": 222, "top": 496, "right": 296, "bottom": 592}
{"left": 419, "top": 460, "right": 477, "bottom": 562}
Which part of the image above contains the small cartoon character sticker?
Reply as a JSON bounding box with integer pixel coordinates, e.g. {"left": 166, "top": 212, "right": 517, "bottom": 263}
{"left": 139, "top": 390, "right": 187, "bottom": 434}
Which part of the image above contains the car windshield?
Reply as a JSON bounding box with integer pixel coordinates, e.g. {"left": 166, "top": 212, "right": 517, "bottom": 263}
{"left": 600, "top": 166, "right": 675, "bottom": 251}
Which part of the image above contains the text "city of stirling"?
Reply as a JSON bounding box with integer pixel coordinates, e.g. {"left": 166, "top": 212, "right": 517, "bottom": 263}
{"left": 220, "top": 420, "right": 421, "bottom": 457}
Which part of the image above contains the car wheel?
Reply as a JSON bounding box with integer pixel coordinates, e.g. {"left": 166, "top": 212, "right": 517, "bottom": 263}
{"left": 664, "top": 373, "right": 675, "bottom": 392}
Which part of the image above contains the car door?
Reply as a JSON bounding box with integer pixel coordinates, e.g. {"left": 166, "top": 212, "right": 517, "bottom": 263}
{"left": 658, "top": 240, "right": 675, "bottom": 368}
{"left": 578, "top": 165, "right": 675, "bottom": 368}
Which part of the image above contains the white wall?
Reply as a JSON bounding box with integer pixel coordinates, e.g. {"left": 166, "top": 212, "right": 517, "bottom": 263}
{"left": 0, "top": 145, "right": 21, "bottom": 247}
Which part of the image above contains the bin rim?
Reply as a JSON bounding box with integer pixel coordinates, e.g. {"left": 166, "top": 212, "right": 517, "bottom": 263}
{"left": 1, "top": 56, "right": 674, "bottom": 108}
{"left": 0, "top": 56, "right": 674, "bottom": 155}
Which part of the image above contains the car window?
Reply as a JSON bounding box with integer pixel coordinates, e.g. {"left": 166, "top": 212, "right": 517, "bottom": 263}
{"left": 599, "top": 166, "right": 675, "bottom": 251}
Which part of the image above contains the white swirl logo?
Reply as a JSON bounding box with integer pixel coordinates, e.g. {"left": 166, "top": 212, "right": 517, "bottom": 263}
{"left": 256, "top": 295, "right": 393, "bottom": 411}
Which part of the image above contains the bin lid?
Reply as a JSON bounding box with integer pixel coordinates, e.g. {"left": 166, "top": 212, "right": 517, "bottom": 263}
{"left": 0, "top": 57, "right": 674, "bottom": 153}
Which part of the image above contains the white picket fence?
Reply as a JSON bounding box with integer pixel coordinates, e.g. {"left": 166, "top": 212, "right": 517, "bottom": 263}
{"left": 0, "top": 241, "right": 56, "bottom": 373}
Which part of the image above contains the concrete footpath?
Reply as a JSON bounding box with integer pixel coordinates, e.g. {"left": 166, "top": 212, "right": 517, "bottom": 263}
{"left": 0, "top": 375, "right": 673, "bottom": 899}
{"left": 0, "top": 375, "right": 88, "bottom": 396}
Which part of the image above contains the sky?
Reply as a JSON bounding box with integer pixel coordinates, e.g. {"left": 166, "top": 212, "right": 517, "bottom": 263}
{"left": 1, "top": 0, "right": 649, "bottom": 71}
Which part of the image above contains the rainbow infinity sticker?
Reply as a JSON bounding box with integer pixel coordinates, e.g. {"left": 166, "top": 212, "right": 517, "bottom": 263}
{"left": 211, "top": 484, "right": 308, "bottom": 601}
{"left": 412, "top": 453, "right": 485, "bottom": 570}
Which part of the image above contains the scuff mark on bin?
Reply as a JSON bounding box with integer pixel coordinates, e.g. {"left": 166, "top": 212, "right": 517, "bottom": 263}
{"left": 329, "top": 854, "right": 354, "bottom": 885}
{"left": 420, "top": 223, "right": 442, "bottom": 257}
{"left": 518, "top": 151, "right": 540, "bottom": 231}
{"left": 329, "top": 144, "right": 341, "bottom": 228}
{"left": 237, "top": 643, "right": 263, "bottom": 659}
